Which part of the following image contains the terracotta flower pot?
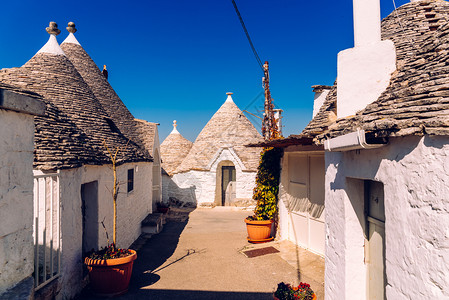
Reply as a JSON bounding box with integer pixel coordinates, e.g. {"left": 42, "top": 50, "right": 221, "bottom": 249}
{"left": 84, "top": 249, "right": 137, "bottom": 297}
{"left": 245, "top": 219, "right": 273, "bottom": 243}
{"left": 273, "top": 293, "right": 317, "bottom": 300}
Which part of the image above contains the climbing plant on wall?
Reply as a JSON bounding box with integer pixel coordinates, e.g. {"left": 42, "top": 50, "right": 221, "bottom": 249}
{"left": 248, "top": 147, "right": 282, "bottom": 221}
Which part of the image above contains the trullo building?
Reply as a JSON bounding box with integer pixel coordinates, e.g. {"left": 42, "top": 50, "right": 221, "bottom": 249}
{"left": 161, "top": 93, "right": 263, "bottom": 206}
{"left": 160, "top": 120, "right": 194, "bottom": 202}
{"left": 0, "top": 22, "right": 160, "bottom": 299}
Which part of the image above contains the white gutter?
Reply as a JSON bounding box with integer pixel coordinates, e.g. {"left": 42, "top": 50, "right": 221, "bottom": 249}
{"left": 324, "top": 129, "right": 386, "bottom": 152}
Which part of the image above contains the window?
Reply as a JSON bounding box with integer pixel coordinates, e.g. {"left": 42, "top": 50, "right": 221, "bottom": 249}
{"left": 127, "top": 168, "right": 134, "bottom": 193}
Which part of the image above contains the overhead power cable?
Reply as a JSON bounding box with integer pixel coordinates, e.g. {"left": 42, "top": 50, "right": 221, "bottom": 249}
{"left": 231, "top": 0, "right": 264, "bottom": 72}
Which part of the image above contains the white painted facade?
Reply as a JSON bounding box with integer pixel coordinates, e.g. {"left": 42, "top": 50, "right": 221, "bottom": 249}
{"left": 278, "top": 147, "right": 325, "bottom": 256}
{"left": 152, "top": 147, "right": 162, "bottom": 206}
{"left": 35, "top": 161, "right": 153, "bottom": 299}
{"left": 0, "top": 109, "right": 36, "bottom": 295}
{"left": 325, "top": 136, "right": 449, "bottom": 299}
{"left": 312, "top": 89, "right": 330, "bottom": 118}
{"left": 37, "top": 34, "right": 65, "bottom": 56}
{"left": 169, "top": 147, "right": 256, "bottom": 205}
{"left": 337, "top": 0, "right": 396, "bottom": 118}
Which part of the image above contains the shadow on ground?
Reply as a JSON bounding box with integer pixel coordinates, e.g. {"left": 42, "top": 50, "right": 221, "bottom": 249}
{"left": 119, "top": 289, "right": 273, "bottom": 300}
{"left": 130, "top": 220, "right": 190, "bottom": 290}
{"left": 78, "top": 208, "right": 195, "bottom": 299}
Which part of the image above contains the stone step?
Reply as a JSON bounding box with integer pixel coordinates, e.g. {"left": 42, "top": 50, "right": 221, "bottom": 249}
{"left": 141, "top": 213, "right": 164, "bottom": 234}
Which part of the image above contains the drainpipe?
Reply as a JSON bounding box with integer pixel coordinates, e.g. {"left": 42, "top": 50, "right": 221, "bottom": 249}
{"left": 324, "top": 129, "right": 387, "bottom": 151}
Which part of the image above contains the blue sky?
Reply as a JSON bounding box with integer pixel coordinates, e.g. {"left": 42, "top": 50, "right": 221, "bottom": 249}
{"left": 0, "top": 0, "right": 411, "bottom": 142}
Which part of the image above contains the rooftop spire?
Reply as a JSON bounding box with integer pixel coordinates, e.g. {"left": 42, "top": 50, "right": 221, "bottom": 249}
{"left": 67, "top": 22, "right": 77, "bottom": 33}
{"left": 171, "top": 120, "right": 180, "bottom": 134}
{"left": 46, "top": 22, "right": 61, "bottom": 35}
{"left": 62, "top": 21, "right": 80, "bottom": 45}
{"left": 225, "top": 92, "right": 234, "bottom": 103}
{"left": 37, "top": 22, "right": 65, "bottom": 56}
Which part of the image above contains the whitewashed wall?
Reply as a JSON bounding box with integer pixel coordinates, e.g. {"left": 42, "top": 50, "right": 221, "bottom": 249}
{"left": 169, "top": 148, "right": 256, "bottom": 205}
{"left": 152, "top": 129, "right": 162, "bottom": 206}
{"left": 0, "top": 109, "right": 36, "bottom": 295}
{"left": 278, "top": 151, "right": 325, "bottom": 256}
{"left": 325, "top": 135, "right": 449, "bottom": 299}
{"left": 162, "top": 173, "right": 170, "bottom": 202}
{"left": 54, "top": 161, "right": 152, "bottom": 299}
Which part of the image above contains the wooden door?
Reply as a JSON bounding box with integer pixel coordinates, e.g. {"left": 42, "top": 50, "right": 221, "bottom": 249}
{"left": 221, "top": 166, "right": 236, "bottom": 205}
{"left": 365, "top": 180, "right": 386, "bottom": 300}
{"left": 81, "top": 180, "right": 98, "bottom": 275}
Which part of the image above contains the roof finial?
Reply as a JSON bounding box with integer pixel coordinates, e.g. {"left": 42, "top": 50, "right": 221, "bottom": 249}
{"left": 61, "top": 21, "right": 80, "bottom": 46}
{"left": 46, "top": 22, "right": 61, "bottom": 36}
{"left": 225, "top": 92, "right": 234, "bottom": 103}
{"left": 171, "top": 120, "right": 180, "bottom": 134}
{"left": 102, "top": 65, "right": 108, "bottom": 80}
{"left": 67, "top": 22, "right": 77, "bottom": 34}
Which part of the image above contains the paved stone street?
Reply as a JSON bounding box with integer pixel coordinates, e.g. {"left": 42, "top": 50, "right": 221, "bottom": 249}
{"left": 79, "top": 207, "right": 324, "bottom": 300}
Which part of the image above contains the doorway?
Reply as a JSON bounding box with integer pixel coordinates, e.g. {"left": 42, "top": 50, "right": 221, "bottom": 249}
{"left": 364, "top": 180, "right": 386, "bottom": 300}
{"left": 221, "top": 166, "right": 236, "bottom": 205}
{"left": 81, "top": 181, "right": 98, "bottom": 274}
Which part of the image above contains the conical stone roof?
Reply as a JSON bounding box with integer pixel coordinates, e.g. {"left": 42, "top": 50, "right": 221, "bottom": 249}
{"left": 0, "top": 23, "right": 150, "bottom": 170}
{"left": 134, "top": 119, "right": 159, "bottom": 156}
{"left": 175, "top": 93, "right": 263, "bottom": 174}
{"left": 301, "top": 0, "right": 449, "bottom": 142}
{"left": 160, "top": 121, "right": 193, "bottom": 176}
{"left": 60, "top": 25, "right": 151, "bottom": 157}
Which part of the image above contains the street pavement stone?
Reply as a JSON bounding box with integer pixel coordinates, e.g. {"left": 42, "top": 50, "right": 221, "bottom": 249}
{"left": 78, "top": 207, "right": 324, "bottom": 300}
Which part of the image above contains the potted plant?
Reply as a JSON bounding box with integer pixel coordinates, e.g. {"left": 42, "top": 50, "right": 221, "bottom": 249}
{"left": 245, "top": 147, "right": 282, "bottom": 243}
{"left": 84, "top": 141, "right": 137, "bottom": 297}
{"left": 273, "top": 282, "right": 316, "bottom": 300}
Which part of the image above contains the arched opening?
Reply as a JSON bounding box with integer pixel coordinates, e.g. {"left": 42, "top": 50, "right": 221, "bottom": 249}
{"left": 215, "top": 160, "right": 236, "bottom": 206}
{"left": 152, "top": 148, "right": 161, "bottom": 210}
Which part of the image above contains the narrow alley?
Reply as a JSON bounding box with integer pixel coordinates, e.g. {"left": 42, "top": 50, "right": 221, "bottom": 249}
{"left": 78, "top": 207, "right": 324, "bottom": 300}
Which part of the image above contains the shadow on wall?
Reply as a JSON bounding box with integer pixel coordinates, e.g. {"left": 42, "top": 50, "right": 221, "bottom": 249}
{"left": 166, "top": 176, "right": 198, "bottom": 205}
{"left": 327, "top": 135, "right": 421, "bottom": 192}
{"left": 32, "top": 242, "right": 64, "bottom": 300}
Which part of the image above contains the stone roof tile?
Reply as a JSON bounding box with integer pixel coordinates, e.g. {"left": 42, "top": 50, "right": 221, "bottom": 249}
{"left": 60, "top": 39, "right": 153, "bottom": 158}
{"left": 175, "top": 94, "right": 263, "bottom": 173}
{"left": 0, "top": 51, "right": 150, "bottom": 170}
{"left": 299, "top": 0, "right": 449, "bottom": 143}
{"left": 160, "top": 121, "right": 193, "bottom": 176}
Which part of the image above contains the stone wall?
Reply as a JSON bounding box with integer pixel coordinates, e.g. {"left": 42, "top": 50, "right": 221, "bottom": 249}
{"left": 53, "top": 161, "right": 152, "bottom": 299}
{"left": 325, "top": 135, "right": 449, "bottom": 299}
{"left": 0, "top": 109, "right": 36, "bottom": 295}
{"left": 0, "top": 88, "right": 44, "bottom": 297}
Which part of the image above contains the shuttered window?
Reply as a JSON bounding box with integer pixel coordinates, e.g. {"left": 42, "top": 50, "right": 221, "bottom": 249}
{"left": 127, "top": 168, "right": 134, "bottom": 193}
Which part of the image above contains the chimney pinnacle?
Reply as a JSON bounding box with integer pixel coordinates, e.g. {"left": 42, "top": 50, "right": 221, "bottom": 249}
{"left": 46, "top": 22, "right": 61, "bottom": 36}
{"left": 67, "top": 22, "right": 77, "bottom": 34}
{"left": 225, "top": 92, "right": 234, "bottom": 103}
{"left": 171, "top": 120, "right": 180, "bottom": 134}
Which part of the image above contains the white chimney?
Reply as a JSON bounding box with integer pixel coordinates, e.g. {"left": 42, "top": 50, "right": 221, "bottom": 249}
{"left": 312, "top": 85, "right": 332, "bottom": 117}
{"left": 353, "top": 0, "right": 381, "bottom": 47}
{"left": 337, "top": 0, "right": 396, "bottom": 118}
